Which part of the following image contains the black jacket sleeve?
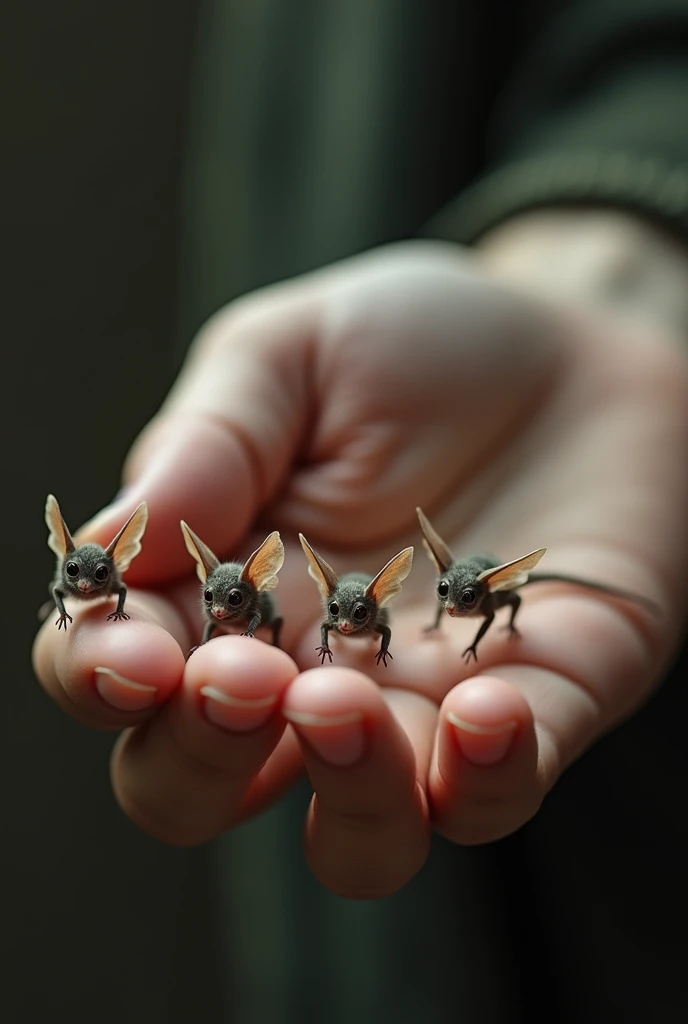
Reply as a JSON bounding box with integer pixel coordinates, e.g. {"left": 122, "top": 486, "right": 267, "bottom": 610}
{"left": 426, "top": 0, "right": 688, "bottom": 243}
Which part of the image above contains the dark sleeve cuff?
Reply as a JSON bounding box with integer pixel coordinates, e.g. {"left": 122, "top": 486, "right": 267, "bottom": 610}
{"left": 424, "top": 148, "right": 688, "bottom": 246}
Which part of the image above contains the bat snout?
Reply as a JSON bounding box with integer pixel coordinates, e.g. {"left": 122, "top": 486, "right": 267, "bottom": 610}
{"left": 77, "top": 581, "right": 95, "bottom": 594}
{"left": 445, "top": 604, "right": 457, "bottom": 616}
{"left": 338, "top": 621, "right": 355, "bottom": 635}
{"left": 212, "top": 607, "right": 231, "bottom": 620}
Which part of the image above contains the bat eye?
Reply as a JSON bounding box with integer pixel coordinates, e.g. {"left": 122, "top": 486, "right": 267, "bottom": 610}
{"left": 437, "top": 580, "right": 449, "bottom": 599}
{"left": 65, "top": 562, "right": 79, "bottom": 579}
{"left": 461, "top": 588, "right": 477, "bottom": 607}
{"left": 94, "top": 565, "right": 109, "bottom": 582}
{"left": 329, "top": 601, "right": 339, "bottom": 617}
{"left": 228, "top": 589, "right": 243, "bottom": 607}
{"left": 353, "top": 604, "right": 368, "bottom": 623}
{"left": 204, "top": 588, "right": 213, "bottom": 603}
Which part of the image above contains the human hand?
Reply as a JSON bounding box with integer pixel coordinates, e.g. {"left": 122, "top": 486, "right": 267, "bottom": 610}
{"left": 32, "top": 240, "right": 688, "bottom": 897}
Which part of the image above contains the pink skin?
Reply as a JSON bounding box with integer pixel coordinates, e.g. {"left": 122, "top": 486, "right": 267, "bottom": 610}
{"left": 33, "top": 241, "right": 688, "bottom": 897}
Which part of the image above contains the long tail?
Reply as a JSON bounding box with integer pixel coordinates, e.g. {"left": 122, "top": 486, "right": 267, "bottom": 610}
{"left": 525, "top": 573, "right": 660, "bottom": 615}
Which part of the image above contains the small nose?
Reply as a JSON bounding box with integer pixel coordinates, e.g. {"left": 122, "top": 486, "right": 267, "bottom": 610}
{"left": 445, "top": 604, "right": 456, "bottom": 616}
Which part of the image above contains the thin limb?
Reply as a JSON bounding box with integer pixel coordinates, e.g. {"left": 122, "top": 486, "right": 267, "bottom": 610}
{"left": 107, "top": 585, "right": 130, "bottom": 622}
{"left": 462, "top": 614, "right": 495, "bottom": 663}
{"left": 500, "top": 593, "right": 522, "bottom": 638}
{"left": 316, "top": 621, "right": 333, "bottom": 664}
{"left": 271, "top": 615, "right": 283, "bottom": 648}
{"left": 241, "top": 610, "right": 262, "bottom": 638}
{"left": 53, "top": 587, "right": 72, "bottom": 631}
{"left": 374, "top": 623, "right": 393, "bottom": 667}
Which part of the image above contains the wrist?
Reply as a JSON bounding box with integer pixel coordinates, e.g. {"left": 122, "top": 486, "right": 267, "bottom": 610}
{"left": 475, "top": 209, "right": 688, "bottom": 338}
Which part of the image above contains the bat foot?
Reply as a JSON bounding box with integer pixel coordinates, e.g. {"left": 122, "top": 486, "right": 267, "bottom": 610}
{"left": 461, "top": 645, "right": 479, "bottom": 664}
{"left": 107, "top": 610, "right": 130, "bottom": 623}
{"left": 240, "top": 630, "right": 256, "bottom": 638}
{"left": 375, "top": 648, "right": 392, "bottom": 667}
{"left": 501, "top": 624, "right": 521, "bottom": 640}
{"left": 55, "top": 612, "right": 73, "bottom": 631}
{"left": 316, "top": 646, "right": 333, "bottom": 665}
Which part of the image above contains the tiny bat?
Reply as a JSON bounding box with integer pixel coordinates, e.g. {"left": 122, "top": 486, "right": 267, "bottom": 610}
{"left": 44, "top": 494, "right": 148, "bottom": 630}
{"left": 180, "top": 521, "right": 285, "bottom": 652}
{"left": 417, "top": 506, "right": 658, "bottom": 663}
{"left": 299, "top": 533, "right": 414, "bottom": 667}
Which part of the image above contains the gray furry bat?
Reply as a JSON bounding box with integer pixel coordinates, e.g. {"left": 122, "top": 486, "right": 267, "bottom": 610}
{"left": 417, "top": 507, "right": 658, "bottom": 663}
{"left": 299, "top": 533, "right": 414, "bottom": 667}
{"left": 181, "top": 521, "right": 285, "bottom": 652}
{"left": 44, "top": 494, "right": 148, "bottom": 630}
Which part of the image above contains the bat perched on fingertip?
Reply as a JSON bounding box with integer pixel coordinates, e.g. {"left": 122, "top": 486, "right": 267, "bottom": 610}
{"left": 299, "top": 533, "right": 414, "bottom": 667}
{"left": 416, "top": 506, "right": 658, "bottom": 663}
{"left": 181, "top": 521, "right": 285, "bottom": 654}
{"left": 44, "top": 494, "right": 148, "bottom": 630}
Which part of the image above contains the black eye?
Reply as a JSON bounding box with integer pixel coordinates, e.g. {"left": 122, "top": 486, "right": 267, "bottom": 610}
{"left": 437, "top": 580, "right": 449, "bottom": 598}
{"left": 204, "top": 589, "right": 213, "bottom": 603}
{"left": 65, "top": 562, "right": 79, "bottom": 579}
{"left": 461, "top": 588, "right": 477, "bottom": 607}
{"left": 329, "top": 601, "right": 339, "bottom": 617}
{"left": 94, "top": 565, "right": 109, "bottom": 582}
{"left": 353, "top": 605, "right": 368, "bottom": 622}
{"left": 228, "top": 589, "right": 243, "bottom": 607}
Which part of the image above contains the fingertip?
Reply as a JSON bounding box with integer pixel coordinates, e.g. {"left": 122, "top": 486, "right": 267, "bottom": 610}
{"left": 34, "top": 606, "right": 186, "bottom": 727}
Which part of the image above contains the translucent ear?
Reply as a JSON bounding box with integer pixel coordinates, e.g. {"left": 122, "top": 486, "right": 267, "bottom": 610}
{"left": 240, "top": 531, "right": 285, "bottom": 592}
{"left": 299, "top": 533, "right": 339, "bottom": 600}
{"left": 478, "top": 548, "right": 547, "bottom": 592}
{"left": 416, "top": 507, "right": 454, "bottom": 573}
{"left": 180, "top": 520, "right": 221, "bottom": 583}
{"left": 105, "top": 503, "right": 149, "bottom": 572}
{"left": 45, "top": 494, "right": 75, "bottom": 558}
{"left": 364, "top": 547, "right": 414, "bottom": 608}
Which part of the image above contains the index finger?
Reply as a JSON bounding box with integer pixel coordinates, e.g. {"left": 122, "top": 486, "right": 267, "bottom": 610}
{"left": 32, "top": 589, "right": 189, "bottom": 728}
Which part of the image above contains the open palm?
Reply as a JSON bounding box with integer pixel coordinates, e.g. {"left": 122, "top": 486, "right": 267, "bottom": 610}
{"left": 33, "top": 242, "right": 688, "bottom": 897}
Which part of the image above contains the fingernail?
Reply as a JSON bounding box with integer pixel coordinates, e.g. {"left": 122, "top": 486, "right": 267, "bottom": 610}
{"left": 94, "top": 667, "right": 157, "bottom": 711}
{"left": 200, "top": 686, "right": 278, "bottom": 732}
{"left": 447, "top": 713, "right": 517, "bottom": 766}
{"left": 283, "top": 710, "right": 365, "bottom": 766}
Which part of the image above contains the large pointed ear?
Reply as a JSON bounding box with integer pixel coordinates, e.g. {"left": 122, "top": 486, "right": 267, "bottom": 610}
{"left": 240, "top": 531, "right": 285, "bottom": 592}
{"left": 105, "top": 502, "right": 149, "bottom": 572}
{"left": 180, "top": 520, "right": 221, "bottom": 583}
{"left": 416, "top": 507, "right": 454, "bottom": 573}
{"left": 299, "top": 533, "right": 338, "bottom": 599}
{"left": 365, "top": 547, "right": 414, "bottom": 608}
{"left": 45, "top": 494, "right": 75, "bottom": 558}
{"left": 477, "top": 547, "right": 547, "bottom": 593}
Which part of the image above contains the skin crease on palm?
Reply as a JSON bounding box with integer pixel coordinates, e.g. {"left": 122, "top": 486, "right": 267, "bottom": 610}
{"left": 33, "top": 233, "right": 688, "bottom": 899}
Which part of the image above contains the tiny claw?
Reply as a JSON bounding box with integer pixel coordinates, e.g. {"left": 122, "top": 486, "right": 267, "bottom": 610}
{"left": 240, "top": 630, "right": 256, "bottom": 638}
{"left": 316, "top": 646, "right": 333, "bottom": 665}
{"left": 500, "top": 624, "right": 521, "bottom": 640}
{"left": 462, "top": 645, "right": 479, "bottom": 664}
{"left": 55, "top": 612, "right": 73, "bottom": 631}
{"left": 375, "top": 648, "right": 392, "bottom": 667}
{"left": 107, "top": 610, "right": 130, "bottom": 622}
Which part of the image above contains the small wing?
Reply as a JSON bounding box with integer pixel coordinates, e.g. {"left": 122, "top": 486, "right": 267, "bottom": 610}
{"left": 416, "top": 507, "right": 454, "bottom": 573}
{"left": 180, "top": 520, "right": 221, "bottom": 582}
{"left": 240, "top": 531, "right": 285, "bottom": 592}
{"left": 365, "top": 546, "right": 414, "bottom": 608}
{"left": 477, "top": 547, "right": 547, "bottom": 593}
{"left": 105, "top": 502, "right": 149, "bottom": 572}
{"left": 45, "top": 494, "right": 75, "bottom": 558}
{"left": 299, "top": 533, "right": 338, "bottom": 599}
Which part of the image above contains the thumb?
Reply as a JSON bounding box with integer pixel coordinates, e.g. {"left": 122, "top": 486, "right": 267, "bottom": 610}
{"left": 75, "top": 293, "right": 313, "bottom": 584}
